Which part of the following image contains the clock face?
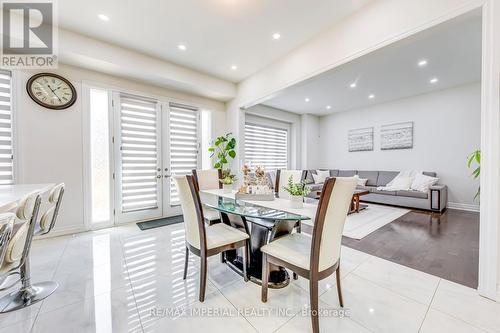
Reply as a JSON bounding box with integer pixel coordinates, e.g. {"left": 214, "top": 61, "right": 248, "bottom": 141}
{"left": 27, "top": 74, "right": 76, "bottom": 110}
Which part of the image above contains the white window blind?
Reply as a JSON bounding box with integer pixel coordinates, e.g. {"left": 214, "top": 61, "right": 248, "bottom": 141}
{"left": 119, "top": 94, "right": 160, "bottom": 212}
{"left": 0, "top": 70, "right": 13, "bottom": 185}
{"left": 245, "top": 122, "right": 288, "bottom": 170}
{"left": 169, "top": 103, "right": 199, "bottom": 205}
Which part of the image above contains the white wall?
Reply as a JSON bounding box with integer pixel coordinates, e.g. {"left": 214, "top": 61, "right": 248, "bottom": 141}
{"left": 318, "top": 83, "right": 481, "bottom": 208}
{"left": 301, "top": 114, "right": 321, "bottom": 169}
{"left": 14, "top": 64, "right": 226, "bottom": 235}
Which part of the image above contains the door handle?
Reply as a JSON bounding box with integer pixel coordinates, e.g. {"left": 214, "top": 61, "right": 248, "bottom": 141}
{"left": 164, "top": 174, "right": 171, "bottom": 178}
{"left": 156, "top": 175, "right": 162, "bottom": 179}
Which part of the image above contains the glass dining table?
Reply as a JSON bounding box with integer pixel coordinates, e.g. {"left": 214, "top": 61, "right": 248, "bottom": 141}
{"left": 199, "top": 190, "right": 313, "bottom": 288}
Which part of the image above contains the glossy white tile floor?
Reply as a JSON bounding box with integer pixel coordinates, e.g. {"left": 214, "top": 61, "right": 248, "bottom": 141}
{"left": 0, "top": 222, "right": 498, "bottom": 333}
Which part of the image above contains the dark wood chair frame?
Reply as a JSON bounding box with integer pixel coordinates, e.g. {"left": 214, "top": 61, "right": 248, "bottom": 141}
{"left": 275, "top": 169, "right": 308, "bottom": 280}
{"left": 192, "top": 169, "right": 222, "bottom": 225}
{"left": 261, "top": 177, "right": 343, "bottom": 333}
{"left": 182, "top": 175, "right": 249, "bottom": 302}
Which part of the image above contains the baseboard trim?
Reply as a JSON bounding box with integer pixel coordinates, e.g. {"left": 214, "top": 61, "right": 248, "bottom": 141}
{"left": 448, "top": 202, "right": 480, "bottom": 212}
{"left": 34, "top": 225, "right": 87, "bottom": 240}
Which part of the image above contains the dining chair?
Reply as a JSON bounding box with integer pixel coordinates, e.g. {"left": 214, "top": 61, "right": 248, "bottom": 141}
{"left": 174, "top": 175, "right": 250, "bottom": 302}
{"left": 192, "top": 169, "right": 222, "bottom": 225}
{"left": 260, "top": 177, "right": 357, "bottom": 333}
{"left": 0, "top": 213, "right": 16, "bottom": 273}
{"left": 35, "top": 183, "right": 65, "bottom": 236}
{"left": 275, "top": 169, "right": 307, "bottom": 197}
{"left": 0, "top": 191, "right": 44, "bottom": 313}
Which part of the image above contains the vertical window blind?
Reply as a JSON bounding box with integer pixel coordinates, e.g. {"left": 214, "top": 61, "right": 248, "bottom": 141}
{"left": 0, "top": 70, "right": 13, "bottom": 185}
{"left": 169, "top": 103, "right": 199, "bottom": 205}
{"left": 119, "top": 94, "right": 160, "bottom": 212}
{"left": 244, "top": 122, "right": 288, "bottom": 170}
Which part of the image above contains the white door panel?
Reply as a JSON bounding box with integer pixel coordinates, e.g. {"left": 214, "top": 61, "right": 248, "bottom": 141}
{"left": 114, "top": 93, "right": 163, "bottom": 223}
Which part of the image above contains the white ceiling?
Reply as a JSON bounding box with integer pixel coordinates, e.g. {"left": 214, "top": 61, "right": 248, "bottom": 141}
{"left": 58, "top": 0, "right": 371, "bottom": 82}
{"left": 262, "top": 11, "right": 482, "bottom": 115}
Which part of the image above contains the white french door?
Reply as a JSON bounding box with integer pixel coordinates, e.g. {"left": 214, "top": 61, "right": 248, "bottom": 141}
{"left": 113, "top": 93, "right": 200, "bottom": 224}
{"left": 166, "top": 103, "right": 201, "bottom": 209}
{"left": 113, "top": 93, "right": 163, "bottom": 223}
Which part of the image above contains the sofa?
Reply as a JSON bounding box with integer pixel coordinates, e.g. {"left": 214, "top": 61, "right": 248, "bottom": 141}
{"left": 304, "top": 169, "right": 447, "bottom": 212}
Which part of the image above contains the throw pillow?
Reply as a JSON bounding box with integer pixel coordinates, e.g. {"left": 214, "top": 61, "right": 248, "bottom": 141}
{"left": 411, "top": 173, "right": 439, "bottom": 192}
{"left": 390, "top": 176, "right": 412, "bottom": 190}
{"left": 312, "top": 170, "right": 329, "bottom": 184}
{"left": 357, "top": 178, "right": 368, "bottom": 186}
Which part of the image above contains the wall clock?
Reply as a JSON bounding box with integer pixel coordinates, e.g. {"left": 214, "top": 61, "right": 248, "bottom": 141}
{"left": 26, "top": 73, "right": 77, "bottom": 110}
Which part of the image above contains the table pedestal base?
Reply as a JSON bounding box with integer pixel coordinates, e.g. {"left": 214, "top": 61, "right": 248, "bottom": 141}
{"left": 221, "top": 213, "right": 298, "bottom": 289}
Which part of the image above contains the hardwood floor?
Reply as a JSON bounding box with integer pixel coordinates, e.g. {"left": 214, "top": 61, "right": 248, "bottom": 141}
{"left": 341, "top": 208, "right": 480, "bottom": 288}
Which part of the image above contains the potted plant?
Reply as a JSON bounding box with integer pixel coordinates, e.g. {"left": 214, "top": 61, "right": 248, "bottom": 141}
{"left": 208, "top": 133, "right": 237, "bottom": 191}
{"left": 220, "top": 174, "right": 237, "bottom": 193}
{"left": 467, "top": 149, "right": 480, "bottom": 200}
{"left": 282, "top": 175, "right": 309, "bottom": 208}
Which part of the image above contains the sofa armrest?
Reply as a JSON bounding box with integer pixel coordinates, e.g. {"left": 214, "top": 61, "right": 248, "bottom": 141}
{"left": 429, "top": 184, "right": 447, "bottom": 212}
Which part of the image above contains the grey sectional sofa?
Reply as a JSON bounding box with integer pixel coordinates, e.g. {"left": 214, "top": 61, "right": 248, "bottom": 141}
{"left": 305, "top": 169, "right": 447, "bottom": 212}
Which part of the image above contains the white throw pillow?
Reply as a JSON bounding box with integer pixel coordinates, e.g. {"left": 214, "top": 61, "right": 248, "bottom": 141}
{"left": 312, "top": 170, "right": 329, "bottom": 184}
{"left": 357, "top": 178, "right": 368, "bottom": 186}
{"left": 390, "top": 176, "right": 412, "bottom": 190}
{"left": 411, "top": 173, "right": 439, "bottom": 192}
{"left": 386, "top": 170, "right": 420, "bottom": 187}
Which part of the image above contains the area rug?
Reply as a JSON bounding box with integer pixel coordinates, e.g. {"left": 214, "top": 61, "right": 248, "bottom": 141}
{"left": 301, "top": 203, "right": 410, "bottom": 240}
{"left": 341, "top": 204, "right": 411, "bottom": 239}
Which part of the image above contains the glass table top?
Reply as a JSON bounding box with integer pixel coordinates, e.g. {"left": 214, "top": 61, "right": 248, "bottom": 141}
{"left": 199, "top": 191, "right": 311, "bottom": 221}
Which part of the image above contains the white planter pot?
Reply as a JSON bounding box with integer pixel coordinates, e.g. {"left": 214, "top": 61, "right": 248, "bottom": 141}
{"left": 290, "top": 195, "right": 303, "bottom": 209}
{"left": 222, "top": 184, "right": 233, "bottom": 193}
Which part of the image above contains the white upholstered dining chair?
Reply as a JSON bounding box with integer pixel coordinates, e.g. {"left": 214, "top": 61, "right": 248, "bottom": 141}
{"left": 261, "top": 177, "right": 357, "bottom": 333}
{"left": 0, "top": 190, "right": 45, "bottom": 313}
{"left": 174, "top": 175, "right": 250, "bottom": 302}
{"left": 36, "top": 183, "right": 65, "bottom": 236}
{"left": 192, "top": 169, "right": 222, "bottom": 225}
{"left": 275, "top": 169, "right": 307, "bottom": 198}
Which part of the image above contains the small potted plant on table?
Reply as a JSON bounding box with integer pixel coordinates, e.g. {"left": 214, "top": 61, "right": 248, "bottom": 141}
{"left": 220, "top": 172, "right": 237, "bottom": 193}
{"left": 282, "top": 175, "right": 309, "bottom": 208}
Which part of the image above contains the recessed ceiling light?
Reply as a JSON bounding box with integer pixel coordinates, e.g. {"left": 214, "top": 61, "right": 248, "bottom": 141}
{"left": 430, "top": 77, "right": 439, "bottom": 84}
{"left": 350, "top": 82, "right": 357, "bottom": 88}
{"left": 368, "top": 94, "right": 375, "bottom": 99}
{"left": 178, "top": 44, "right": 187, "bottom": 51}
{"left": 272, "top": 33, "right": 281, "bottom": 40}
{"left": 326, "top": 105, "right": 331, "bottom": 110}
{"left": 98, "top": 14, "right": 110, "bottom": 21}
{"left": 304, "top": 98, "right": 310, "bottom": 102}
{"left": 418, "top": 59, "right": 428, "bottom": 67}
{"left": 231, "top": 65, "right": 238, "bottom": 70}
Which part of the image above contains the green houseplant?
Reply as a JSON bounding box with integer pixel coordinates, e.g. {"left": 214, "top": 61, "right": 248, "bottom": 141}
{"left": 282, "top": 176, "right": 309, "bottom": 208}
{"left": 208, "top": 133, "right": 237, "bottom": 191}
{"left": 467, "top": 149, "right": 480, "bottom": 200}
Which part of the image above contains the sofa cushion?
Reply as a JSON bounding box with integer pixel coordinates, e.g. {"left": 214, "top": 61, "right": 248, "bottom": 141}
{"left": 306, "top": 183, "right": 323, "bottom": 191}
{"left": 396, "top": 190, "right": 428, "bottom": 199}
{"left": 330, "top": 170, "right": 339, "bottom": 177}
{"left": 372, "top": 189, "right": 396, "bottom": 195}
{"left": 357, "top": 171, "right": 378, "bottom": 186}
{"left": 356, "top": 185, "right": 374, "bottom": 192}
{"left": 338, "top": 170, "right": 356, "bottom": 177}
{"left": 377, "top": 171, "right": 399, "bottom": 186}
